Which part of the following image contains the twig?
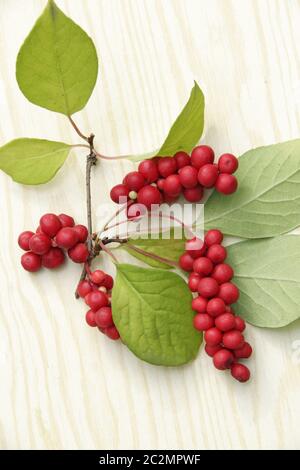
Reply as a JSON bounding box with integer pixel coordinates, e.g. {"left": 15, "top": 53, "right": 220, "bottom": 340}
{"left": 68, "top": 115, "right": 89, "bottom": 142}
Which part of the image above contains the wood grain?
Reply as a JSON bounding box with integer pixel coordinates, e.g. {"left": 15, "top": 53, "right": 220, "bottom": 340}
{"left": 1, "top": 0, "right": 300, "bottom": 450}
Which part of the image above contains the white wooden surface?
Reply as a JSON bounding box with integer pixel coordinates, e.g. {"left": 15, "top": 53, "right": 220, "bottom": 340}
{"left": 1, "top": 0, "right": 300, "bottom": 450}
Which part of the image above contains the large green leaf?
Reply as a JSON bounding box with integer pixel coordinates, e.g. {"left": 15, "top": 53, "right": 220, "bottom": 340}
{"left": 16, "top": 0, "right": 98, "bottom": 115}
{"left": 227, "top": 235, "right": 300, "bottom": 327}
{"left": 0, "top": 138, "right": 70, "bottom": 184}
{"left": 112, "top": 264, "right": 202, "bottom": 366}
{"left": 205, "top": 139, "right": 300, "bottom": 238}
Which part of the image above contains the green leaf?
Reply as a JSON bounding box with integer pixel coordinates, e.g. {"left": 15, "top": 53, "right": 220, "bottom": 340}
{"left": 205, "top": 139, "right": 300, "bottom": 238}
{"left": 16, "top": 0, "right": 98, "bottom": 115}
{"left": 0, "top": 138, "right": 70, "bottom": 184}
{"left": 112, "top": 264, "right": 202, "bottom": 366}
{"left": 226, "top": 235, "right": 300, "bottom": 327}
{"left": 122, "top": 230, "right": 185, "bottom": 269}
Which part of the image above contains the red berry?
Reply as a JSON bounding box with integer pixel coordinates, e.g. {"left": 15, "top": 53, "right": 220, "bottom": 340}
{"left": 42, "top": 247, "right": 65, "bottom": 269}
{"left": 94, "top": 306, "right": 113, "bottom": 328}
{"left": 207, "top": 297, "right": 226, "bottom": 317}
{"left": 36, "top": 226, "right": 43, "bottom": 233}
{"left": 193, "top": 313, "right": 214, "bottom": 331}
{"left": 204, "top": 229, "right": 223, "bottom": 247}
{"left": 215, "top": 174, "right": 238, "bottom": 195}
{"left": 218, "top": 154, "right": 238, "bottom": 174}
{"left": 110, "top": 184, "right": 129, "bottom": 204}
{"left": 40, "top": 213, "right": 62, "bottom": 237}
{"left": 191, "top": 145, "right": 214, "bottom": 168}
{"left": 102, "top": 274, "right": 114, "bottom": 290}
{"left": 163, "top": 174, "right": 182, "bottom": 196}
{"left": 77, "top": 280, "right": 93, "bottom": 298}
{"left": 183, "top": 186, "right": 203, "bottom": 202}
{"left": 157, "top": 179, "right": 165, "bottom": 191}
{"left": 68, "top": 243, "right": 89, "bottom": 263}
{"left": 85, "top": 310, "right": 97, "bottom": 327}
{"left": 223, "top": 330, "right": 244, "bottom": 350}
{"left": 213, "top": 349, "right": 234, "bottom": 370}
{"left": 178, "top": 165, "right": 198, "bottom": 188}
{"left": 235, "top": 316, "right": 246, "bottom": 332}
{"left": 137, "top": 185, "right": 161, "bottom": 209}
{"left": 18, "top": 231, "right": 34, "bottom": 251}
{"left": 85, "top": 291, "right": 108, "bottom": 311}
{"left": 205, "top": 343, "right": 222, "bottom": 357}
{"left": 138, "top": 159, "right": 159, "bottom": 183}
{"left": 29, "top": 233, "right": 51, "bottom": 255}
{"left": 21, "top": 252, "right": 41, "bottom": 272}
{"left": 89, "top": 270, "right": 106, "bottom": 285}
{"left": 193, "top": 257, "right": 213, "bottom": 276}
{"left": 191, "top": 296, "right": 208, "bottom": 313}
{"left": 231, "top": 363, "right": 250, "bottom": 382}
{"left": 104, "top": 325, "right": 120, "bottom": 340}
{"left": 219, "top": 282, "right": 239, "bottom": 304}
{"left": 124, "top": 171, "right": 145, "bottom": 191}
{"left": 234, "top": 342, "right": 252, "bottom": 359}
{"left": 73, "top": 225, "right": 88, "bottom": 243}
{"left": 185, "top": 237, "right": 206, "bottom": 259}
{"left": 179, "top": 252, "right": 194, "bottom": 271}
{"left": 207, "top": 244, "right": 227, "bottom": 264}
{"left": 158, "top": 156, "right": 177, "bottom": 177}
{"left": 55, "top": 227, "right": 79, "bottom": 249}
{"left": 211, "top": 263, "right": 234, "bottom": 283}
{"left": 58, "top": 213, "right": 75, "bottom": 228}
{"left": 174, "top": 151, "right": 190, "bottom": 168}
{"left": 204, "top": 327, "right": 222, "bottom": 346}
{"left": 197, "top": 277, "right": 219, "bottom": 298}
{"left": 162, "top": 193, "right": 179, "bottom": 204}
{"left": 198, "top": 164, "right": 218, "bottom": 188}
{"left": 188, "top": 272, "right": 202, "bottom": 292}
{"left": 215, "top": 313, "right": 236, "bottom": 331}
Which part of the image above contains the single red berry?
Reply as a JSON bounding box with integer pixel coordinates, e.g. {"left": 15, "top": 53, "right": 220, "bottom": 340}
{"left": 205, "top": 343, "right": 222, "bottom": 357}
{"left": 138, "top": 159, "right": 159, "bottom": 183}
{"left": 73, "top": 225, "right": 88, "bottom": 243}
{"left": 204, "top": 229, "right": 223, "bottom": 247}
{"left": 163, "top": 174, "right": 182, "bottom": 196}
{"left": 94, "top": 306, "right": 113, "bottom": 328}
{"left": 85, "top": 310, "right": 97, "bottom": 327}
{"left": 137, "top": 185, "right": 161, "bottom": 209}
{"left": 42, "top": 247, "right": 65, "bottom": 269}
{"left": 77, "top": 280, "right": 93, "bottom": 298}
{"left": 124, "top": 171, "right": 145, "bottom": 191}
{"left": 29, "top": 233, "right": 51, "bottom": 255}
{"left": 183, "top": 186, "right": 203, "bottom": 202}
{"left": 185, "top": 237, "right": 206, "bottom": 259}
{"left": 58, "top": 213, "right": 75, "bottom": 228}
{"left": 40, "top": 213, "right": 62, "bottom": 238}
{"left": 193, "top": 313, "right": 214, "bottom": 331}
{"left": 207, "top": 244, "right": 227, "bottom": 264}
{"left": 218, "top": 154, "right": 238, "bottom": 174}
{"left": 215, "top": 313, "right": 236, "bottom": 331}
{"left": 191, "top": 296, "right": 208, "bottom": 313}
{"left": 110, "top": 184, "right": 130, "bottom": 204}
{"left": 89, "top": 270, "right": 106, "bottom": 285}
{"left": 234, "top": 342, "right": 252, "bottom": 359}
{"left": 18, "top": 231, "right": 34, "bottom": 251}
{"left": 158, "top": 156, "right": 177, "bottom": 177}
{"left": 104, "top": 325, "right": 120, "bottom": 340}
{"left": 197, "top": 163, "right": 218, "bottom": 188}
{"left": 36, "top": 226, "right": 43, "bottom": 233}
{"left": 219, "top": 282, "right": 239, "bottom": 304}
{"left": 102, "top": 274, "right": 114, "bottom": 290}
{"left": 215, "top": 174, "right": 238, "bottom": 195}
{"left": 157, "top": 178, "right": 165, "bottom": 191}
{"left": 55, "top": 227, "right": 79, "bottom": 249}
{"left": 191, "top": 145, "right": 214, "bottom": 168}
{"left": 178, "top": 165, "right": 198, "bottom": 188}
{"left": 211, "top": 263, "right": 234, "bottom": 283}
{"left": 188, "top": 272, "right": 202, "bottom": 292}
{"left": 162, "top": 193, "right": 179, "bottom": 204}
{"left": 213, "top": 349, "right": 234, "bottom": 370}
{"left": 235, "top": 316, "right": 246, "bottom": 332}
{"left": 204, "top": 327, "right": 222, "bottom": 346}
{"left": 197, "top": 277, "right": 219, "bottom": 298}
{"left": 174, "top": 151, "right": 190, "bottom": 168}
{"left": 207, "top": 297, "right": 226, "bottom": 317}
{"left": 21, "top": 252, "right": 42, "bottom": 272}
{"left": 179, "top": 252, "right": 194, "bottom": 271}
{"left": 193, "top": 257, "right": 213, "bottom": 276}
{"left": 85, "top": 291, "right": 108, "bottom": 311}
{"left": 68, "top": 243, "right": 89, "bottom": 263}
{"left": 223, "top": 330, "right": 244, "bottom": 349}
{"left": 231, "top": 363, "right": 250, "bottom": 382}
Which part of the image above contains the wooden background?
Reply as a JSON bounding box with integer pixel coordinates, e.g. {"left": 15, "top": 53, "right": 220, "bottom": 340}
{"left": 1, "top": 0, "right": 300, "bottom": 450}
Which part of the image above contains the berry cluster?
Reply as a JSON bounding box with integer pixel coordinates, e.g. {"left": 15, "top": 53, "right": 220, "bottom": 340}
{"left": 18, "top": 213, "right": 89, "bottom": 272}
{"left": 77, "top": 271, "right": 120, "bottom": 340}
{"left": 179, "top": 229, "right": 252, "bottom": 383}
{"left": 110, "top": 146, "right": 238, "bottom": 213}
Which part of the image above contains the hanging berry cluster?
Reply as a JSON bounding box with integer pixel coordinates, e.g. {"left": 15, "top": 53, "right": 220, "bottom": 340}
{"left": 179, "top": 229, "right": 252, "bottom": 382}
